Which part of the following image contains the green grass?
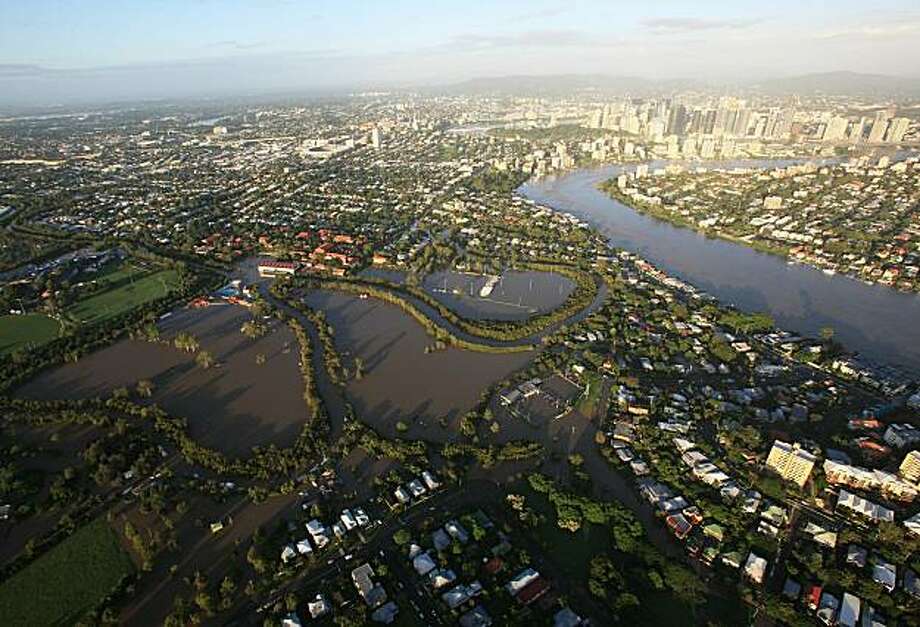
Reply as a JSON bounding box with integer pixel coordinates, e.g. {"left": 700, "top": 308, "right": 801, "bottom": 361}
{"left": 576, "top": 373, "right": 604, "bottom": 418}
{"left": 0, "top": 517, "right": 134, "bottom": 626}
{"left": 0, "top": 313, "right": 60, "bottom": 355}
{"left": 67, "top": 268, "right": 180, "bottom": 325}
{"left": 77, "top": 260, "right": 147, "bottom": 285}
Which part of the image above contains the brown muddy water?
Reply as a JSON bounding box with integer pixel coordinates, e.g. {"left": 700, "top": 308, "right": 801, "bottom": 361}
{"left": 16, "top": 304, "right": 308, "bottom": 456}
{"left": 422, "top": 270, "right": 575, "bottom": 321}
{"left": 303, "top": 290, "right": 536, "bottom": 440}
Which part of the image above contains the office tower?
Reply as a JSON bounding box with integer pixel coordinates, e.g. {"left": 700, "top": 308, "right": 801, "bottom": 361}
{"left": 732, "top": 109, "right": 752, "bottom": 137}
{"left": 688, "top": 110, "right": 703, "bottom": 134}
{"left": 702, "top": 110, "right": 717, "bottom": 135}
{"left": 667, "top": 104, "right": 687, "bottom": 136}
{"left": 712, "top": 108, "right": 730, "bottom": 137}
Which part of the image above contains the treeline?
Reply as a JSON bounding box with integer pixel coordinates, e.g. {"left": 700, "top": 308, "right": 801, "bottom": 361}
{"left": 270, "top": 284, "right": 346, "bottom": 386}
{"left": 337, "top": 420, "right": 428, "bottom": 465}
{"left": 2, "top": 396, "right": 326, "bottom": 481}
{"left": 441, "top": 440, "right": 543, "bottom": 469}
{"left": 305, "top": 262, "right": 597, "bottom": 344}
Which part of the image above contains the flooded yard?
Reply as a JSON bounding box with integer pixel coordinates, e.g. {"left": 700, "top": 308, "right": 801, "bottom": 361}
{"left": 17, "top": 304, "right": 308, "bottom": 456}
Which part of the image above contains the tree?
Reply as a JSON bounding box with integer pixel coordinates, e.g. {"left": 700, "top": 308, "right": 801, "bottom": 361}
{"left": 174, "top": 332, "right": 199, "bottom": 353}
{"left": 136, "top": 379, "right": 154, "bottom": 398}
{"left": 195, "top": 350, "right": 215, "bottom": 369}
{"left": 241, "top": 320, "right": 266, "bottom": 339}
{"left": 393, "top": 528, "right": 412, "bottom": 546}
{"left": 246, "top": 545, "right": 267, "bottom": 574}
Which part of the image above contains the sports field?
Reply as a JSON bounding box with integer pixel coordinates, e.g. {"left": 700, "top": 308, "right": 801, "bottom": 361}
{"left": 68, "top": 267, "right": 181, "bottom": 325}
{"left": 0, "top": 313, "right": 60, "bottom": 355}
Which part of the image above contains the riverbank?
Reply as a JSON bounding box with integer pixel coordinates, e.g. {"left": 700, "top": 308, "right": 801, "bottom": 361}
{"left": 598, "top": 180, "right": 795, "bottom": 261}
{"left": 519, "top": 164, "right": 920, "bottom": 372}
{"left": 597, "top": 176, "right": 917, "bottom": 294}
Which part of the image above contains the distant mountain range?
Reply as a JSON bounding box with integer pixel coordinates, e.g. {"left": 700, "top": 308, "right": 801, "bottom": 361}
{"left": 434, "top": 74, "right": 694, "bottom": 96}
{"left": 435, "top": 71, "right": 920, "bottom": 98}
{"left": 751, "top": 71, "right": 920, "bottom": 97}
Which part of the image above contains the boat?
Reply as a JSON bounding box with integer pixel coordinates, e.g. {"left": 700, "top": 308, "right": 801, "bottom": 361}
{"left": 822, "top": 268, "right": 836, "bottom": 275}
{"left": 479, "top": 275, "right": 500, "bottom": 298}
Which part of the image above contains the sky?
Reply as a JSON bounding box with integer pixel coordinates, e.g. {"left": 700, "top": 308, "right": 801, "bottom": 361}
{"left": 1, "top": 0, "right": 919, "bottom": 106}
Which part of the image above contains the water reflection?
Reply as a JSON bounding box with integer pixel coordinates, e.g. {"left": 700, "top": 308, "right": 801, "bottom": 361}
{"left": 520, "top": 163, "right": 920, "bottom": 371}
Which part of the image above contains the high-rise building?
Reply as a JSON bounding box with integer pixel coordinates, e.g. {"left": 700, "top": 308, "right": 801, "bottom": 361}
{"left": 884, "top": 117, "right": 910, "bottom": 143}
{"left": 849, "top": 117, "right": 868, "bottom": 143}
{"left": 900, "top": 450, "right": 920, "bottom": 484}
{"left": 765, "top": 440, "right": 817, "bottom": 488}
{"left": 370, "top": 127, "right": 381, "bottom": 149}
{"left": 732, "top": 109, "right": 752, "bottom": 137}
{"left": 712, "top": 108, "right": 730, "bottom": 137}
{"left": 867, "top": 111, "right": 891, "bottom": 143}
{"left": 700, "top": 138, "right": 716, "bottom": 159}
{"left": 667, "top": 104, "right": 688, "bottom": 136}
{"left": 823, "top": 116, "right": 849, "bottom": 142}
{"left": 647, "top": 118, "right": 666, "bottom": 143}
{"left": 702, "top": 110, "right": 717, "bottom": 135}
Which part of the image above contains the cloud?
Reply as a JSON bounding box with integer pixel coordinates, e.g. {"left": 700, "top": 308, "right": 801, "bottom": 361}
{"left": 511, "top": 6, "right": 568, "bottom": 22}
{"left": 0, "top": 64, "right": 51, "bottom": 78}
{"left": 642, "top": 17, "right": 762, "bottom": 34}
{"left": 813, "top": 20, "right": 920, "bottom": 41}
{"left": 208, "top": 40, "right": 266, "bottom": 51}
{"left": 447, "top": 29, "right": 626, "bottom": 51}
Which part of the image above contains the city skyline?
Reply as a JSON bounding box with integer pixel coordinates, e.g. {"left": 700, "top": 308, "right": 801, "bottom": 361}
{"left": 2, "top": 0, "right": 920, "bottom": 106}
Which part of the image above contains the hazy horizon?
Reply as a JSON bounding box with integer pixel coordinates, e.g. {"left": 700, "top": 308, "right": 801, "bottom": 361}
{"left": 2, "top": 0, "right": 920, "bottom": 106}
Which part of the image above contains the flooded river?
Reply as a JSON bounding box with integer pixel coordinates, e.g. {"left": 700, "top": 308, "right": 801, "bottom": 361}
{"left": 520, "top": 163, "right": 920, "bottom": 372}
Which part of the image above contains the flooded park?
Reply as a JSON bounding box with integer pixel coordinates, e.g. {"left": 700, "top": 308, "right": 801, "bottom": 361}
{"left": 422, "top": 269, "right": 575, "bottom": 321}
{"left": 17, "top": 304, "right": 308, "bottom": 456}
{"left": 302, "top": 289, "right": 535, "bottom": 440}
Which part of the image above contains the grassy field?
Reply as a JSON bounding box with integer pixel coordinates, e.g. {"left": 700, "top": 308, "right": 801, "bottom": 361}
{"left": 0, "top": 517, "right": 134, "bottom": 625}
{"left": 68, "top": 268, "right": 181, "bottom": 325}
{"left": 0, "top": 313, "right": 60, "bottom": 355}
